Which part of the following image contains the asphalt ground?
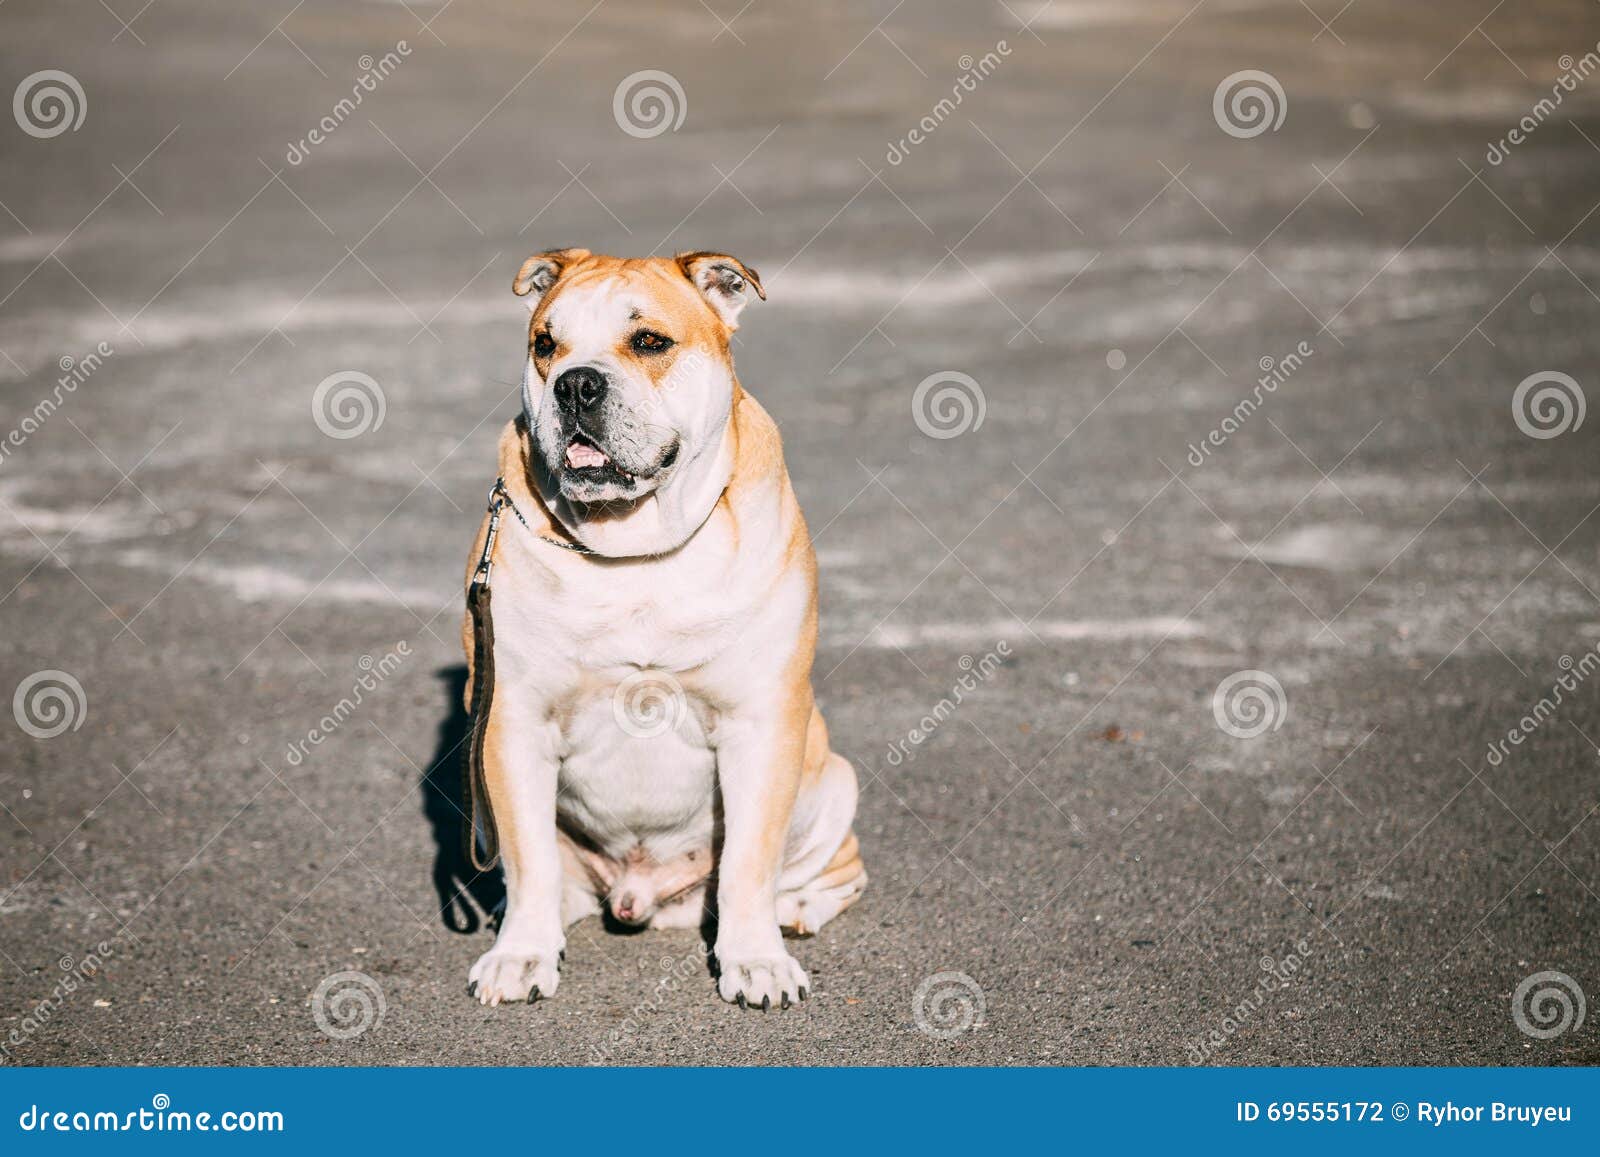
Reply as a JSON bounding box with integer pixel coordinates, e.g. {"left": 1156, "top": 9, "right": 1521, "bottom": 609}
{"left": 2, "top": 0, "right": 1599, "bottom": 1066}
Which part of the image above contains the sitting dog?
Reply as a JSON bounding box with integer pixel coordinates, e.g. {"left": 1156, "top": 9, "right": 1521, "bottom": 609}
{"left": 461, "top": 248, "right": 865, "bottom": 1010}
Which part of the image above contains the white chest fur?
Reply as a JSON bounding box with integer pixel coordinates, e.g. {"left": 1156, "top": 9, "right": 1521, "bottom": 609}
{"left": 489, "top": 485, "right": 808, "bottom": 860}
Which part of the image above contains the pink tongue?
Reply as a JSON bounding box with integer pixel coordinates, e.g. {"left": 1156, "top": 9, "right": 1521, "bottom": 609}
{"left": 566, "top": 440, "right": 609, "bottom": 469}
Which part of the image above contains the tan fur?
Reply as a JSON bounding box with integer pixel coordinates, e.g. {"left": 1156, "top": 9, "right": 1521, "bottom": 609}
{"left": 461, "top": 251, "right": 863, "bottom": 1010}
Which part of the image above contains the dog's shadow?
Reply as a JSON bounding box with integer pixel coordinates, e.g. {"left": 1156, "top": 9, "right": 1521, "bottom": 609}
{"left": 419, "top": 664, "right": 505, "bottom": 933}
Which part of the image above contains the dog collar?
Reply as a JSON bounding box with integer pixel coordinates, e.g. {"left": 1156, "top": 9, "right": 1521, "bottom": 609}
{"left": 472, "top": 477, "right": 592, "bottom": 588}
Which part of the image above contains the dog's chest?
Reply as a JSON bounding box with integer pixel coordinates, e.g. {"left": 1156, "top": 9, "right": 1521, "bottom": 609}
{"left": 549, "top": 546, "right": 759, "bottom": 673}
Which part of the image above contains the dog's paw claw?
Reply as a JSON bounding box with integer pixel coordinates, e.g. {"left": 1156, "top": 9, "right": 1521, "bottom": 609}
{"left": 468, "top": 947, "right": 561, "bottom": 1007}
{"left": 716, "top": 952, "right": 808, "bottom": 1010}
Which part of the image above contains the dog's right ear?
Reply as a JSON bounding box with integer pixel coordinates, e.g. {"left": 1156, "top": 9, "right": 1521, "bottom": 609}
{"left": 513, "top": 248, "right": 590, "bottom": 307}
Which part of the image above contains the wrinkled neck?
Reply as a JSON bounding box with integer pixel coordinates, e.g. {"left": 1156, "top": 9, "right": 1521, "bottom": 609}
{"left": 535, "top": 419, "right": 734, "bottom": 559}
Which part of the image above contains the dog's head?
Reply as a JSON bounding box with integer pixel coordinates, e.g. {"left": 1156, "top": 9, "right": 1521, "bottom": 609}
{"left": 514, "top": 248, "right": 764, "bottom": 506}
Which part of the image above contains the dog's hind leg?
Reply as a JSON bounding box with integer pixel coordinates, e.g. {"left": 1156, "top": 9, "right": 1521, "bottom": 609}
{"left": 556, "top": 831, "right": 604, "bottom": 928}
{"left": 778, "top": 828, "right": 866, "bottom": 936}
{"left": 776, "top": 736, "right": 866, "bottom": 937}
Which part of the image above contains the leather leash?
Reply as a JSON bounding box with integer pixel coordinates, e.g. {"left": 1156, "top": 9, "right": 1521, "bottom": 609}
{"left": 462, "top": 477, "right": 593, "bottom": 873}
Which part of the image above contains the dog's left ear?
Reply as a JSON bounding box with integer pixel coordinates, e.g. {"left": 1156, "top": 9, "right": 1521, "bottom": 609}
{"left": 676, "top": 251, "right": 766, "bottom": 328}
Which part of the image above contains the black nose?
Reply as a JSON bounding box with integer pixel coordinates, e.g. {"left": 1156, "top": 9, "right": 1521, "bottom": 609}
{"left": 553, "top": 366, "right": 607, "bottom": 411}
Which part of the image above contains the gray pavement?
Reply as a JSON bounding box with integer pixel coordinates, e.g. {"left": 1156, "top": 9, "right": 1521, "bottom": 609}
{"left": 2, "top": 0, "right": 1600, "bottom": 1066}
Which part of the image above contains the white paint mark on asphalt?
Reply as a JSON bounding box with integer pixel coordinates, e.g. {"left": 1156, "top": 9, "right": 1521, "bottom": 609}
{"left": 1226, "top": 522, "right": 1415, "bottom": 571}
{"left": 857, "top": 615, "right": 1205, "bottom": 649}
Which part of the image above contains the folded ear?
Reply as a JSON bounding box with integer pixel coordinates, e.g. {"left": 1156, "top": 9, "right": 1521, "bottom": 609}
{"left": 513, "top": 247, "right": 590, "bottom": 306}
{"left": 676, "top": 251, "right": 766, "bottom": 328}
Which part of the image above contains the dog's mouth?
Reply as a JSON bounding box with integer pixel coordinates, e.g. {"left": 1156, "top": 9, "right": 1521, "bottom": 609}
{"left": 563, "top": 431, "right": 634, "bottom": 481}
{"left": 559, "top": 431, "right": 681, "bottom": 489}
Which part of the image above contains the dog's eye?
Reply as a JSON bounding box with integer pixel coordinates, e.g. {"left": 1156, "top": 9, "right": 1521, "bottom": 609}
{"left": 631, "top": 331, "right": 673, "bottom": 354}
{"left": 533, "top": 332, "right": 555, "bottom": 359}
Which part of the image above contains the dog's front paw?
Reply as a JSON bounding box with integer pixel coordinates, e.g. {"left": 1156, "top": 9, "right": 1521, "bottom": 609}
{"left": 715, "top": 949, "right": 809, "bottom": 1010}
{"left": 468, "top": 946, "right": 562, "bottom": 1006}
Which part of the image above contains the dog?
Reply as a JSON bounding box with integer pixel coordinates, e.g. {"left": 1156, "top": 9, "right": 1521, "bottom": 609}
{"left": 461, "top": 249, "right": 865, "bottom": 1010}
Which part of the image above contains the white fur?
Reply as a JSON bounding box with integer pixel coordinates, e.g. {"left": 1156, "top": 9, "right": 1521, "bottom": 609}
{"left": 468, "top": 259, "right": 862, "bottom": 1010}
